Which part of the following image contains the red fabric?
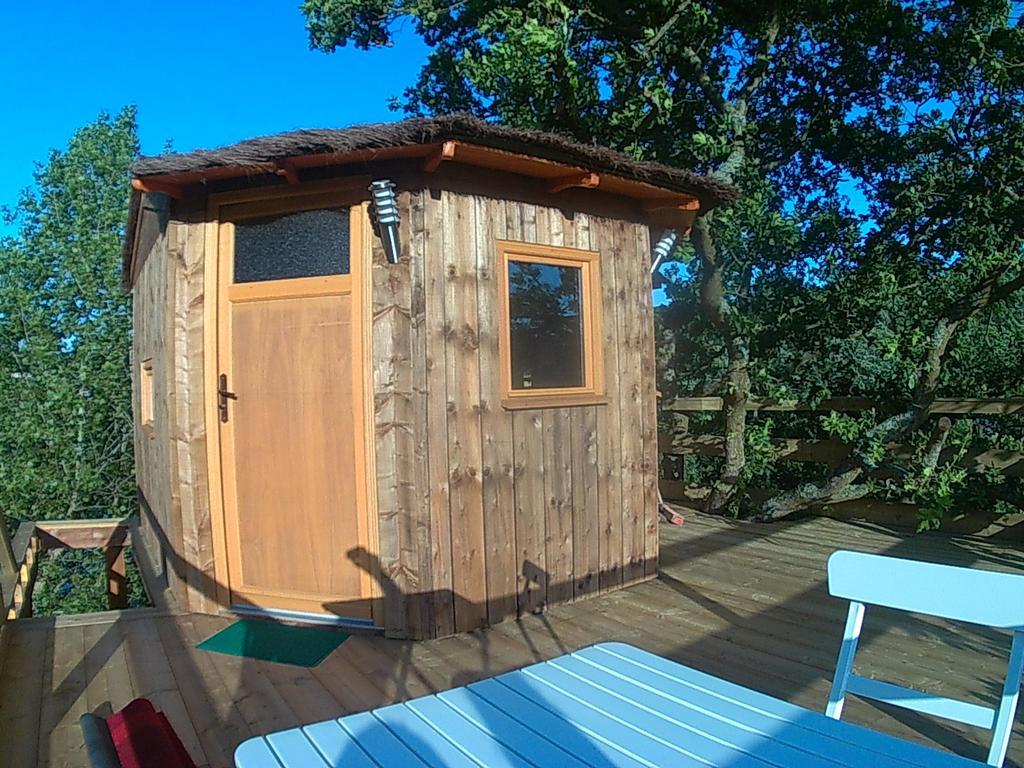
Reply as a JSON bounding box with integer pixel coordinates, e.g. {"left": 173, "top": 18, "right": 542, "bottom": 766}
{"left": 106, "top": 698, "right": 197, "bottom": 768}
{"left": 156, "top": 712, "right": 196, "bottom": 768}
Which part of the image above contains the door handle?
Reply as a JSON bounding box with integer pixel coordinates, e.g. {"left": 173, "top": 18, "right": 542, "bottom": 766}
{"left": 218, "top": 373, "right": 238, "bottom": 423}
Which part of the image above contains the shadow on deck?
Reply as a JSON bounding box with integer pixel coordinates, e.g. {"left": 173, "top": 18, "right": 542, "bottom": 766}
{"left": 2, "top": 512, "right": 1023, "bottom": 767}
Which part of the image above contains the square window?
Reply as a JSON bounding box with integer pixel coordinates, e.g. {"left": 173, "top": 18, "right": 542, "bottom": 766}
{"left": 498, "top": 241, "right": 604, "bottom": 409}
{"left": 508, "top": 261, "right": 585, "bottom": 389}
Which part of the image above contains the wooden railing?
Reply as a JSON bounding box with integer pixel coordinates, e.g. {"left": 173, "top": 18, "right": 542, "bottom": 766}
{"left": 658, "top": 397, "right": 1024, "bottom": 502}
{"left": 1, "top": 517, "right": 133, "bottom": 624}
{"left": 662, "top": 396, "right": 1024, "bottom": 416}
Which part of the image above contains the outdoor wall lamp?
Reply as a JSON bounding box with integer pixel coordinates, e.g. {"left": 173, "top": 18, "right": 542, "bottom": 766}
{"left": 369, "top": 179, "right": 401, "bottom": 264}
{"left": 651, "top": 229, "right": 678, "bottom": 274}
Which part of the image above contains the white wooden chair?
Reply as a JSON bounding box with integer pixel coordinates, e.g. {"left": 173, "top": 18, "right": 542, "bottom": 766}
{"left": 826, "top": 550, "right": 1024, "bottom": 767}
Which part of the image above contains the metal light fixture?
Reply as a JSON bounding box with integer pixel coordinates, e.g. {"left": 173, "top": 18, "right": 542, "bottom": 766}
{"left": 369, "top": 179, "right": 401, "bottom": 264}
{"left": 650, "top": 229, "right": 678, "bottom": 274}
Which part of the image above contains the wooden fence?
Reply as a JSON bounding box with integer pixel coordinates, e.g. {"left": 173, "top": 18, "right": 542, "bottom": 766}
{"left": 662, "top": 396, "right": 1024, "bottom": 415}
{"left": 658, "top": 397, "right": 1024, "bottom": 509}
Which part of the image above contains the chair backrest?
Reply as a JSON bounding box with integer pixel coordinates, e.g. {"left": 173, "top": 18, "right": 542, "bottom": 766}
{"left": 825, "top": 550, "right": 1024, "bottom": 767}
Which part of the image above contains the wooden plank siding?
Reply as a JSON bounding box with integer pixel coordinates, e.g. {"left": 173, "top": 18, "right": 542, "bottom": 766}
{"left": 172, "top": 218, "right": 217, "bottom": 613}
{"left": 422, "top": 189, "right": 456, "bottom": 639}
{"left": 595, "top": 215, "right": 625, "bottom": 593}
{"left": 132, "top": 199, "right": 181, "bottom": 604}
{"left": 406, "top": 189, "right": 435, "bottom": 639}
{"left": 478, "top": 196, "right": 518, "bottom": 627}
{"left": 636, "top": 224, "right": 661, "bottom": 580}
{"left": 133, "top": 207, "right": 217, "bottom": 616}
{"left": 131, "top": 176, "right": 657, "bottom": 640}
{"left": 442, "top": 190, "right": 487, "bottom": 632}
{"left": 371, "top": 192, "right": 417, "bottom": 638}
{"left": 372, "top": 183, "right": 659, "bottom": 638}
{"left": 615, "top": 218, "right": 646, "bottom": 586}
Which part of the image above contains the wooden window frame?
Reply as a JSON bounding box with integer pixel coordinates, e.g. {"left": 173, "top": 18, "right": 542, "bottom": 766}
{"left": 139, "top": 357, "right": 155, "bottom": 435}
{"left": 224, "top": 197, "right": 355, "bottom": 300}
{"left": 496, "top": 240, "right": 606, "bottom": 410}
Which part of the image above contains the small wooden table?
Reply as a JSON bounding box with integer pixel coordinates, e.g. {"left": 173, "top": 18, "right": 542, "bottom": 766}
{"left": 234, "top": 642, "right": 982, "bottom": 767}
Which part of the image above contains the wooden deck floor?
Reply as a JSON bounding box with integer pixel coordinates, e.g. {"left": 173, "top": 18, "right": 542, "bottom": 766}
{"left": 3, "top": 513, "right": 1024, "bottom": 768}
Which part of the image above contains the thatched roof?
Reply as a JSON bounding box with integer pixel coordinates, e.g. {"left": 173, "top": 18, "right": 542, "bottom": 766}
{"left": 124, "top": 115, "right": 739, "bottom": 288}
{"left": 132, "top": 114, "right": 737, "bottom": 207}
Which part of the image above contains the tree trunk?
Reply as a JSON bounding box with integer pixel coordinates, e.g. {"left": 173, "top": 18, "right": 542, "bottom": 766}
{"left": 759, "top": 468, "right": 871, "bottom": 521}
{"left": 691, "top": 214, "right": 751, "bottom": 514}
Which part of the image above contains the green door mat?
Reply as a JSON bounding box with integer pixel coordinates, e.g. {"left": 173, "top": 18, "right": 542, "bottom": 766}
{"left": 197, "top": 619, "right": 349, "bottom": 667}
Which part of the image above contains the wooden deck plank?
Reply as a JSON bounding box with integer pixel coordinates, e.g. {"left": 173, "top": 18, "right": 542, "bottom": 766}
{"left": 0, "top": 622, "right": 47, "bottom": 768}
{"left": 121, "top": 613, "right": 206, "bottom": 767}
{"left": 81, "top": 620, "right": 135, "bottom": 717}
{"left": 155, "top": 614, "right": 251, "bottom": 767}
{"left": 38, "top": 622, "right": 89, "bottom": 768}
{"left": 307, "top": 638, "right": 390, "bottom": 714}
{"left": 339, "top": 635, "right": 444, "bottom": 703}
{"left": 5, "top": 513, "right": 1024, "bottom": 767}
{"left": 184, "top": 614, "right": 305, "bottom": 733}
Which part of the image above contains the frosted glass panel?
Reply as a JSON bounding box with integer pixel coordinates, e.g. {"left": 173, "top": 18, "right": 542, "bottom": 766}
{"left": 234, "top": 208, "right": 350, "bottom": 282}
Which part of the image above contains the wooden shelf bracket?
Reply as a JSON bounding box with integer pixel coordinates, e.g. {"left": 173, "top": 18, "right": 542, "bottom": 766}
{"left": 547, "top": 172, "right": 600, "bottom": 194}
{"left": 642, "top": 196, "right": 701, "bottom": 212}
{"left": 424, "top": 141, "right": 458, "bottom": 172}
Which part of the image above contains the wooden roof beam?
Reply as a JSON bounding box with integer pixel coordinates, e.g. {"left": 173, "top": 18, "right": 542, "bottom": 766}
{"left": 131, "top": 177, "right": 184, "bottom": 200}
{"left": 642, "top": 196, "right": 701, "bottom": 212}
{"left": 34, "top": 519, "right": 131, "bottom": 550}
{"left": 644, "top": 195, "right": 701, "bottom": 232}
{"left": 547, "top": 172, "right": 600, "bottom": 194}
{"left": 424, "top": 140, "right": 457, "bottom": 172}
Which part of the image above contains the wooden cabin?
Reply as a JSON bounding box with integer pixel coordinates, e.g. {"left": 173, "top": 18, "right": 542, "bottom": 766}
{"left": 122, "top": 115, "right": 736, "bottom": 640}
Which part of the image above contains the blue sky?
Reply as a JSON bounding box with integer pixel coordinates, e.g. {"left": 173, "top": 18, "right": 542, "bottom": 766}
{"left": 0, "top": 2, "right": 429, "bottom": 235}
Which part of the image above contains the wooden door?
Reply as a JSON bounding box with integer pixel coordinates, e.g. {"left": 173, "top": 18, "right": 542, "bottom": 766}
{"left": 215, "top": 197, "right": 374, "bottom": 619}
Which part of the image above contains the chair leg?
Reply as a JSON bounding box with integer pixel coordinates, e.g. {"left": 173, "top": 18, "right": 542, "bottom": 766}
{"left": 826, "top": 601, "right": 865, "bottom": 720}
{"left": 987, "top": 630, "right": 1024, "bottom": 767}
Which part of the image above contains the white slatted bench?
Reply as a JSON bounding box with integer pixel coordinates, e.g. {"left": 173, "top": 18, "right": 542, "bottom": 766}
{"left": 235, "top": 550, "right": 1024, "bottom": 767}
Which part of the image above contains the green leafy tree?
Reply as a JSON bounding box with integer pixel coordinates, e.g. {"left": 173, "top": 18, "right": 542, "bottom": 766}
{"left": 305, "top": 1, "right": 1023, "bottom": 521}
{"left": 32, "top": 548, "right": 148, "bottom": 615}
{"left": 0, "top": 108, "right": 138, "bottom": 526}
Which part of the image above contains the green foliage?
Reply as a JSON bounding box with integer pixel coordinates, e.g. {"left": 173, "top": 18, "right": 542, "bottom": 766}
{"left": 821, "top": 412, "right": 869, "bottom": 444}
{"left": 31, "top": 548, "right": 149, "bottom": 616}
{"left": 743, "top": 418, "right": 778, "bottom": 479}
{"left": 0, "top": 109, "right": 138, "bottom": 525}
{"left": 303, "top": 0, "right": 1024, "bottom": 526}
{"left": 315, "top": 2, "right": 1022, "bottom": 526}
{"left": 0, "top": 110, "right": 142, "bottom": 614}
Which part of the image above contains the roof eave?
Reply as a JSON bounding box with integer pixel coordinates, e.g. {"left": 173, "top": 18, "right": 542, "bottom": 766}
{"left": 130, "top": 139, "right": 716, "bottom": 209}
{"left": 123, "top": 136, "right": 726, "bottom": 291}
